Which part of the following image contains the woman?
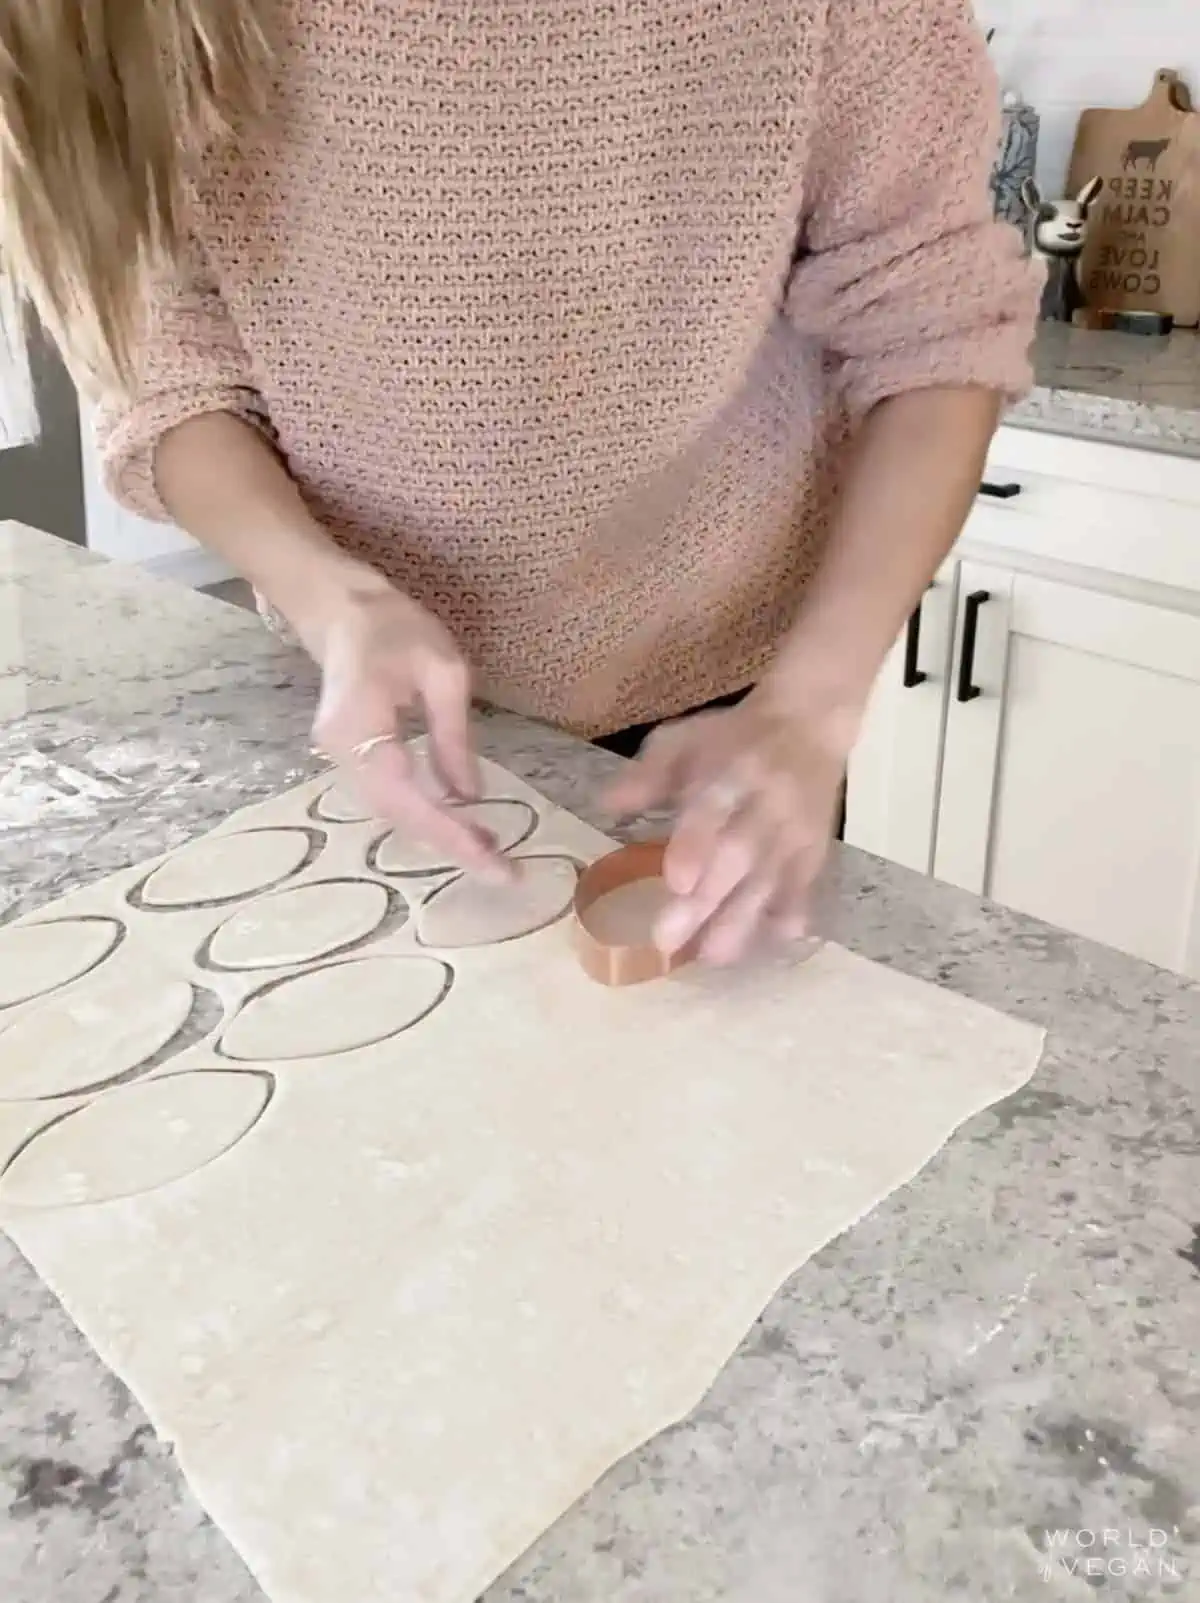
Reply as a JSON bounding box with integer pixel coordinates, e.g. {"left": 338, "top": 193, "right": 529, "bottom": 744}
{"left": 1, "top": 0, "right": 1037, "bottom": 962}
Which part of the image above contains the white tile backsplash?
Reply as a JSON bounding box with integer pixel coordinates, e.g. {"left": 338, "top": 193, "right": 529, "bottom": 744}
{"left": 976, "top": 0, "right": 1200, "bottom": 192}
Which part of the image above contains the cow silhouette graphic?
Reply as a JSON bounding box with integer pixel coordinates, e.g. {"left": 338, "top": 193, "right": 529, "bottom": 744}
{"left": 1123, "top": 137, "right": 1171, "bottom": 172}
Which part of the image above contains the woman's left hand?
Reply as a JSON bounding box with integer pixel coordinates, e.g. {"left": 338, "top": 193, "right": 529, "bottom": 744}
{"left": 603, "top": 688, "right": 853, "bottom": 965}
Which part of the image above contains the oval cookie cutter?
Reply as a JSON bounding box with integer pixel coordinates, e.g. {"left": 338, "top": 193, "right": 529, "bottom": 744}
{"left": 571, "top": 840, "right": 697, "bottom": 986}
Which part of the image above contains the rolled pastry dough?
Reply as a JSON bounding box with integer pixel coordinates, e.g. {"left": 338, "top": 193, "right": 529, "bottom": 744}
{"left": 0, "top": 759, "right": 1043, "bottom": 1603}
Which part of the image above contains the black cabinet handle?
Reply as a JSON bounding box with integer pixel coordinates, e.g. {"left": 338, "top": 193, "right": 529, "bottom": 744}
{"left": 902, "top": 601, "right": 927, "bottom": 688}
{"left": 956, "top": 590, "right": 990, "bottom": 703}
{"left": 979, "top": 481, "right": 1021, "bottom": 499}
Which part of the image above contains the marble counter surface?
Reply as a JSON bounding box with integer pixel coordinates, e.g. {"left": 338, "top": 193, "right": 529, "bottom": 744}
{"left": 2, "top": 523, "right": 1198, "bottom": 1603}
{"left": 1011, "top": 324, "right": 1200, "bottom": 455}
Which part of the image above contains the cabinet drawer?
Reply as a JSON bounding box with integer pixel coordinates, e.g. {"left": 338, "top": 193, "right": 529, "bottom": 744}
{"left": 990, "top": 425, "right": 1200, "bottom": 507}
{"left": 967, "top": 463, "right": 1200, "bottom": 597}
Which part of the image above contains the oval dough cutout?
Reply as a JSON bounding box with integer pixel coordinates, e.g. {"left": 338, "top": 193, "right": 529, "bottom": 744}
{"left": 313, "top": 782, "right": 371, "bottom": 825}
{"left": 220, "top": 957, "right": 451, "bottom": 1061}
{"left": 208, "top": 880, "right": 391, "bottom": 971}
{"left": 417, "top": 856, "right": 578, "bottom": 948}
{"left": 139, "top": 829, "right": 312, "bottom": 908}
{"left": 374, "top": 800, "right": 537, "bottom": 877}
{"left": 0, "top": 974, "right": 195, "bottom": 1103}
{"left": 0, "top": 918, "right": 122, "bottom": 1010}
{"left": 0, "top": 1070, "right": 271, "bottom": 1210}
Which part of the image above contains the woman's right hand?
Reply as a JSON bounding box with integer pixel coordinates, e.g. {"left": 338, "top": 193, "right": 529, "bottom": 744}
{"left": 298, "top": 563, "right": 512, "bottom": 881}
{"left": 148, "top": 418, "right": 505, "bottom": 880}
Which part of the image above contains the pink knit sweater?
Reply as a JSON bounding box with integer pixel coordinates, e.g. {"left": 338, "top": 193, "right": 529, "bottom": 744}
{"left": 99, "top": 0, "right": 1038, "bottom": 736}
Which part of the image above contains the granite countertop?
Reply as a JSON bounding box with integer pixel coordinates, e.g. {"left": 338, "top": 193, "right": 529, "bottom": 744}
{"left": 2, "top": 522, "right": 1198, "bottom": 1603}
{"left": 1011, "top": 324, "right": 1200, "bottom": 456}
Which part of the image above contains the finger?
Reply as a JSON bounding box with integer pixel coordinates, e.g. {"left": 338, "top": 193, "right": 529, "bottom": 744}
{"left": 762, "top": 841, "right": 831, "bottom": 943}
{"left": 697, "top": 873, "right": 778, "bottom": 966}
{"left": 406, "top": 743, "right": 454, "bottom": 804}
{"left": 416, "top": 655, "right": 480, "bottom": 801}
{"left": 802, "top": 850, "right": 842, "bottom": 941}
{"left": 769, "top": 846, "right": 833, "bottom": 942}
{"left": 312, "top": 675, "right": 403, "bottom": 798}
{"left": 356, "top": 741, "right": 512, "bottom": 881}
{"left": 660, "top": 770, "right": 826, "bottom": 953}
{"left": 603, "top": 721, "right": 698, "bottom": 814}
{"left": 655, "top": 821, "right": 763, "bottom": 951}
{"left": 660, "top": 770, "right": 755, "bottom": 898}
{"left": 767, "top": 903, "right": 812, "bottom": 941}
{"left": 315, "top": 687, "right": 508, "bottom": 881}
{"left": 694, "top": 828, "right": 825, "bottom": 964}
{"left": 761, "top": 879, "right": 813, "bottom": 943}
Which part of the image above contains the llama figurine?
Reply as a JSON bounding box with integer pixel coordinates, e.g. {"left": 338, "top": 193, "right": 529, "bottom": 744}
{"left": 1021, "top": 176, "right": 1103, "bottom": 323}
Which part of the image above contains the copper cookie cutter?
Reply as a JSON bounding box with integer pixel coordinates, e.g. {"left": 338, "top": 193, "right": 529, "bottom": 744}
{"left": 571, "top": 840, "right": 697, "bottom": 986}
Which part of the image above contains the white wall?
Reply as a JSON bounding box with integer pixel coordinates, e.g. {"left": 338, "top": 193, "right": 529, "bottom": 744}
{"left": 978, "top": 0, "right": 1200, "bottom": 192}
{"left": 1, "top": 325, "right": 86, "bottom": 542}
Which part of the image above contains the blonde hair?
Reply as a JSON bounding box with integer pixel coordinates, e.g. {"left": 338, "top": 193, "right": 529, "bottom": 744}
{"left": 0, "top": 0, "right": 268, "bottom": 393}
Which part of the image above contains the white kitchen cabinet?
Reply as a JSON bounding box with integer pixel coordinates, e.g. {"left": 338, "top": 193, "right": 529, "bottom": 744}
{"left": 843, "top": 558, "right": 959, "bottom": 872}
{"left": 934, "top": 567, "right": 1200, "bottom": 976}
{"left": 845, "top": 426, "right": 1200, "bottom": 977}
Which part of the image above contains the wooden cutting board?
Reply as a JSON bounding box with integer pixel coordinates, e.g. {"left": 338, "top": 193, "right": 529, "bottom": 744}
{"left": 1067, "top": 69, "right": 1200, "bottom": 327}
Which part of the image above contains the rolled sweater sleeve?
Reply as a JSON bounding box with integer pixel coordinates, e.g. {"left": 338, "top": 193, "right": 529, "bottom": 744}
{"left": 786, "top": 0, "right": 1040, "bottom": 420}
{"left": 94, "top": 237, "right": 274, "bottom": 521}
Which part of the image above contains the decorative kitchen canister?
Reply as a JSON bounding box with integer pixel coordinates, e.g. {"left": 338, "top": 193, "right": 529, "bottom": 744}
{"left": 992, "top": 92, "right": 1041, "bottom": 232}
{"left": 1067, "top": 69, "right": 1200, "bottom": 327}
{"left": 985, "top": 29, "right": 1040, "bottom": 234}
